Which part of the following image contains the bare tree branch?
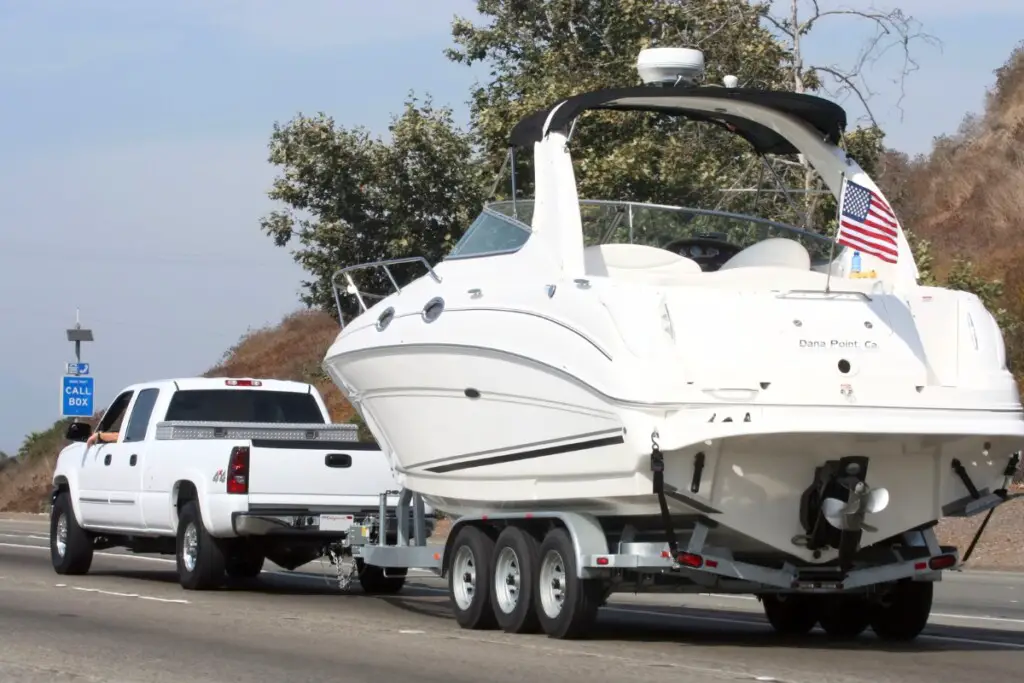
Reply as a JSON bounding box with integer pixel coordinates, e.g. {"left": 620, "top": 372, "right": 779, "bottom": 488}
{"left": 764, "top": 1, "right": 942, "bottom": 123}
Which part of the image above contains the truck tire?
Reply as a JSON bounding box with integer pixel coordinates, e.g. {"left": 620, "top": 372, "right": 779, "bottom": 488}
{"left": 760, "top": 594, "right": 819, "bottom": 635}
{"left": 225, "top": 545, "right": 265, "bottom": 580}
{"left": 175, "top": 500, "right": 226, "bottom": 590}
{"left": 870, "top": 580, "right": 933, "bottom": 642}
{"left": 818, "top": 595, "right": 871, "bottom": 639}
{"left": 491, "top": 526, "right": 541, "bottom": 634}
{"left": 356, "top": 558, "right": 407, "bottom": 594}
{"left": 534, "top": 526, "right": 602, "bottom": 640}
{"left": 448, "top": 525, "right": 497, "bottom": 630}
{"left": 50, "top": 491, "right": 93, "bottom": 575}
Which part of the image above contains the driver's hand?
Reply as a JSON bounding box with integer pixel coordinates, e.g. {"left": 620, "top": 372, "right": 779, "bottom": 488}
{"left": 86, "top": 433, "right": 99, "bottom": 446}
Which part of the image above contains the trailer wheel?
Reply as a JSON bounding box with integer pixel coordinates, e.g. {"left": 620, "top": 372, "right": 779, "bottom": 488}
{"left": 50, "top": 491, "right": 94, "bottom": 575}
{"left": 491, "top": 526, "right": 541, "bottom": 634}
{"left": 818, "top": 595, "right": 871, "bottom": 639}
{"left": 870, "top": 580, "right": 933, "bottom": 642}
{"left": 534, "top": 527, "right": 602, "bottom": 640}
{"left": 175, "top": 501, "right": 226, "bottom": 590}
{"left": 448, "top": 525, "right": 497, "bottom": 630}
{"left": 357, "top": 558, "right": 407, "bottom": 594}
{"left": 760, "top": 594, "right": 819, "bottom": 635}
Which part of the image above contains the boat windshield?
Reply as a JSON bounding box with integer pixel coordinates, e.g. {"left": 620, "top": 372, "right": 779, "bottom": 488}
{"left": 447, "top": 199, "right": 835, "bottom": 270}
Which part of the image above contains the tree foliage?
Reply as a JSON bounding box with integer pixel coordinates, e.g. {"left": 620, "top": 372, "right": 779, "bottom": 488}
{"left": 260, "top": 97, "right": 487, "bottom": 315}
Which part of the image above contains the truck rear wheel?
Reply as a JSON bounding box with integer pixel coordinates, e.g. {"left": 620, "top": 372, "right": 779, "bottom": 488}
{"left": 491, "top": 526, "right": 541, "bottom": 634}
{"left": 175, "top": 501, "right": 226, "bottom": 590}
{"left": 760, "top": 594, "right": 819, "bottom": 635}
{"left": 356, "top": 558, "right": 407, "bottom": 594}
{"left": 448, "top": 525, "right": 497, "bottom": 630}
{"left": 534, "top": 527, "right": 601, "bottom": 639}
{"left": 870, "top": 580, "right": 933, "bottom": 642}
{"left": 50, "top": 491, "right": 93, "bottom": 575}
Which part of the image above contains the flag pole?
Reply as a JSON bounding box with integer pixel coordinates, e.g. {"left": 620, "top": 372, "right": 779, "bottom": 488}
{"left": 824, "top": 172, "right": 846, "bottom": 295}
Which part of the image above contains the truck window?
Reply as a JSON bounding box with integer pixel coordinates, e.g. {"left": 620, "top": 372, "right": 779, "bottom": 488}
{"left": 97, "top": 391, "right": 134, "bottom": 433}
{"left": 123, "top": 388, "right": 160, "bottom": 442}
{"left": 163, "top": 389, "right": 326, "bottom": 424}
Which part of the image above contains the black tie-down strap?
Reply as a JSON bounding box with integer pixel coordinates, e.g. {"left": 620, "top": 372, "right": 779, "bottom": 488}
{"left": 650, "top": 433, "right": 680, "bottom": 562}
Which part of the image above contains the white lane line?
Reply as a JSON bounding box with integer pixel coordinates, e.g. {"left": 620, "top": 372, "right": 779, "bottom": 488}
{"left": 931, "top": 612, "right": 1024, "bottom": 625}
{"left": 0, "top": 542, "right": 175, "bottom": 563}
{"left": 0, "top": 533, "right": 49, "bottom": 541}
{"left": 603, "top": 606, "right": 1024, "bottom": 649}
{"left": 6, "top": 541, "right": 1024, "bottom": 638}
{"left": 65, "top": 585, "right": 189, "bottom": 604}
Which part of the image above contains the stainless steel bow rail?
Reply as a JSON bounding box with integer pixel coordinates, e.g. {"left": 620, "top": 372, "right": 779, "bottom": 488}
{"left": 330, "top": 256, "right": 442, "bottom": 329}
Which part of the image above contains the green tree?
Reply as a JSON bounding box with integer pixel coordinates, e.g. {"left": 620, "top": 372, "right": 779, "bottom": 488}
{"left": 260, "top": 96, "right": 487, "bottom": 316}
{"left": 448, "top": 0, "right": 794, "bottom": 213}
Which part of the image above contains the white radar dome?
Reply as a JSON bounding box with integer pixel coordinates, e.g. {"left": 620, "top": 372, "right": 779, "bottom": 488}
{"left": 723, "top": 74, "right": 739, "bottom": 88}
{"left": 637, "top": 47, "right": 705, "bottom": 86}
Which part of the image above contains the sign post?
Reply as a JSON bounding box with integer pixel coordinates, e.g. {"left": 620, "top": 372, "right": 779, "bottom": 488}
{"left": 63, "top": 309, "right": 95, "bottom": 420}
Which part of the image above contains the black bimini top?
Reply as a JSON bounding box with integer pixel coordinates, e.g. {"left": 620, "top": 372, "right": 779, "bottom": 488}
{"left": 508, "top": 85, "right": 847, "bottom": 156}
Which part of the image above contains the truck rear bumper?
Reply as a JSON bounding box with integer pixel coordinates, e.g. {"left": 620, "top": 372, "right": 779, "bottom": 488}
{"left": 232, "top": 509, "right": 435, "bottom": 539}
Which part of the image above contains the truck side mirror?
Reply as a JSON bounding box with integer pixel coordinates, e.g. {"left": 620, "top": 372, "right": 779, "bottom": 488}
{"left": 65, "top": 421, "right": 93, "bottom": 442}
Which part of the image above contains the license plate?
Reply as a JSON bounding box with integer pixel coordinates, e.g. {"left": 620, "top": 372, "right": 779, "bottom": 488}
{"left": 319, "top": 514, "right": 355, "bottom": 532}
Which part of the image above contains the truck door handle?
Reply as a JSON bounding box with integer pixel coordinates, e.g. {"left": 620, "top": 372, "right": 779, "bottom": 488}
{"left": 104, "top": 454, "right": 111, "bottom": 466}
{"left": 324, "top": 453, "right": 352, "bottom": 468}
{"left": 129, "top": 454, "right": 137, "bottom": 466}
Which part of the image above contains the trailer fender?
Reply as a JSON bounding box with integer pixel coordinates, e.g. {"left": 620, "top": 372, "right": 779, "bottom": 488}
{"left": 442, "top": 511, "right": 611, "bottom": 579}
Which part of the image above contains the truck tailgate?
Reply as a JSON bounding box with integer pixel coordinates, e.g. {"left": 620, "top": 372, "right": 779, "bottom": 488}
{"left": 246, "top": 442, "right": 399, "bottom": 510}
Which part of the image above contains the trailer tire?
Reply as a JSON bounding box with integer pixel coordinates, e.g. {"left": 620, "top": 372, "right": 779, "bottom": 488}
{"left": 176, "top": 501, "right": 226, "bottom": 590}
{"left": 870, "top": 580, "right": 933, "bottom": 642}
{"left": 50, "top": 491, "right": 94, "bottom": 575}
{"left": 818, "top": 595, "right": 871, "bottom": 639}
{"left": 448, "top": 525, "right": 498, "bottom": 630}
{"left": 357, "top": 558, "right": 407, "bottom": 594}
{"left": 491, "top": 526, "right": 541, "bottom": 634}
{"left": 534, "top": 527, "right": 601, "bottom": 640}
{"left": 760, "top": 594, "right": 819, "bottom": 635}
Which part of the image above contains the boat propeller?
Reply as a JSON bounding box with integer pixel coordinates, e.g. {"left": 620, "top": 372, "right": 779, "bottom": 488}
{"left": 821, "top": 480, "right": 890, "bottom": 533}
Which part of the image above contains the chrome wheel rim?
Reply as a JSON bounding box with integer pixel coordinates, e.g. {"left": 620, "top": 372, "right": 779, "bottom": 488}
{"left": 183, "top": 523, "right": 198, "bottom": 572}
{"left": 539, "top": 549, "right": 566, "bottom": 619}
{"left": 451, "top": 545, "right": 477, "bottom": 611}
{"left": 494, "top": 546, "right": 522, "bottom": 614}
{"left": 55, "top": 513, "right": 68, "bottom": 558}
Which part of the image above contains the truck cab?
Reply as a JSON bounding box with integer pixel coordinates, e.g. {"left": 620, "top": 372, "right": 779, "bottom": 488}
{"left": 49, "top": 376, "right": 430, "bottom": 593}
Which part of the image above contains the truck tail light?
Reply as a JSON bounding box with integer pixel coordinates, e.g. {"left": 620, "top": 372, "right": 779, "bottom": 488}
{"left": 225, "top": 379, "right": 262, "bottom": 387}
{"left": 226, "top": 446, "right": 250, "bottom": 494}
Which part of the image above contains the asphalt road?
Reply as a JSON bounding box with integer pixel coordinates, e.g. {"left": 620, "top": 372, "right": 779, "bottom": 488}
{"left": 2, "top": 514, "right": 1023, "bottom": 683}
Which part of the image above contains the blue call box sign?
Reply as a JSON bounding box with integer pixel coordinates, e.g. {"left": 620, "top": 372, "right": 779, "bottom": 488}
{"left": 62, "top": 376, "right": 94, "bottom": 418}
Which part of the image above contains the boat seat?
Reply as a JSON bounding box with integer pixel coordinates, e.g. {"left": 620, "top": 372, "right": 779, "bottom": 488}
{"left": 583, "top": 243, "right": 702, "bottom": 282}
{"left": 717, "top": 237, "right": 812, "bottom": 271}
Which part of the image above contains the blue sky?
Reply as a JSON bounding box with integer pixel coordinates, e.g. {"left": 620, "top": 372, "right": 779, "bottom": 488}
{"left": 1, "top": 0, "right": 1021, "bottom": 453}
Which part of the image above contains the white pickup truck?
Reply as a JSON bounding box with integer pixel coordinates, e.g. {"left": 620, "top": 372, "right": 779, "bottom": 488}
{"left": 48, "top": 376, "right": 430, "bottom": 592}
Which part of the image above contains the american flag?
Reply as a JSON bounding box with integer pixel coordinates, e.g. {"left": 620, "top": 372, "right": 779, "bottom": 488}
{"left": 836, "top": 178, "right": 899, "bottom": 264}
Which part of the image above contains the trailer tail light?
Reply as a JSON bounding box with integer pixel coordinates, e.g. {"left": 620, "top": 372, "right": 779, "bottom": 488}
{"left": 928, "top": 554, "right": 957, "bottom": 570}
{"left": 676, "top": 552, "right": 704, "bottom": 568}
{"left": 225, "top": 379, "right": 262, "bottom": 387}
{"left": 226, "top": 446, "right": 250, "bottom": 494}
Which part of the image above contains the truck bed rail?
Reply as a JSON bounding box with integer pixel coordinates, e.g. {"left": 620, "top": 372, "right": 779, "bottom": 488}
{"left": 154, "top": 421, "right": 360, "bottom": 443}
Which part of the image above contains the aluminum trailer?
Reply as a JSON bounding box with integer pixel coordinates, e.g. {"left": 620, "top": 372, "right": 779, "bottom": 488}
{"left": 321, "top": 483, "right": 1024, "bottom": 643}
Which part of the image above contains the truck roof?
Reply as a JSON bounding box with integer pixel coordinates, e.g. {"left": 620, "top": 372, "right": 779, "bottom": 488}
{"left": 119, "top": 377, "right": 316, "bottom": 395}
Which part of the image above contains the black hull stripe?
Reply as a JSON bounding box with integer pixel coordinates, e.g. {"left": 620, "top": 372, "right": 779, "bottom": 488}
{"left": 424, "top": 434, "right": 625, "bottom": 474}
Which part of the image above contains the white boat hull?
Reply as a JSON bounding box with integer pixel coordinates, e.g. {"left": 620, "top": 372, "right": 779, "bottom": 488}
{"left": 325, "top": 332, "right": 1024, "bottom": 564}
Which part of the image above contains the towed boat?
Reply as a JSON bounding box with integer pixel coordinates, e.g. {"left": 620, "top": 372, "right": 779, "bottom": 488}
{"left": 322, "top": 47, "right": 1023, "bottom": 572}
